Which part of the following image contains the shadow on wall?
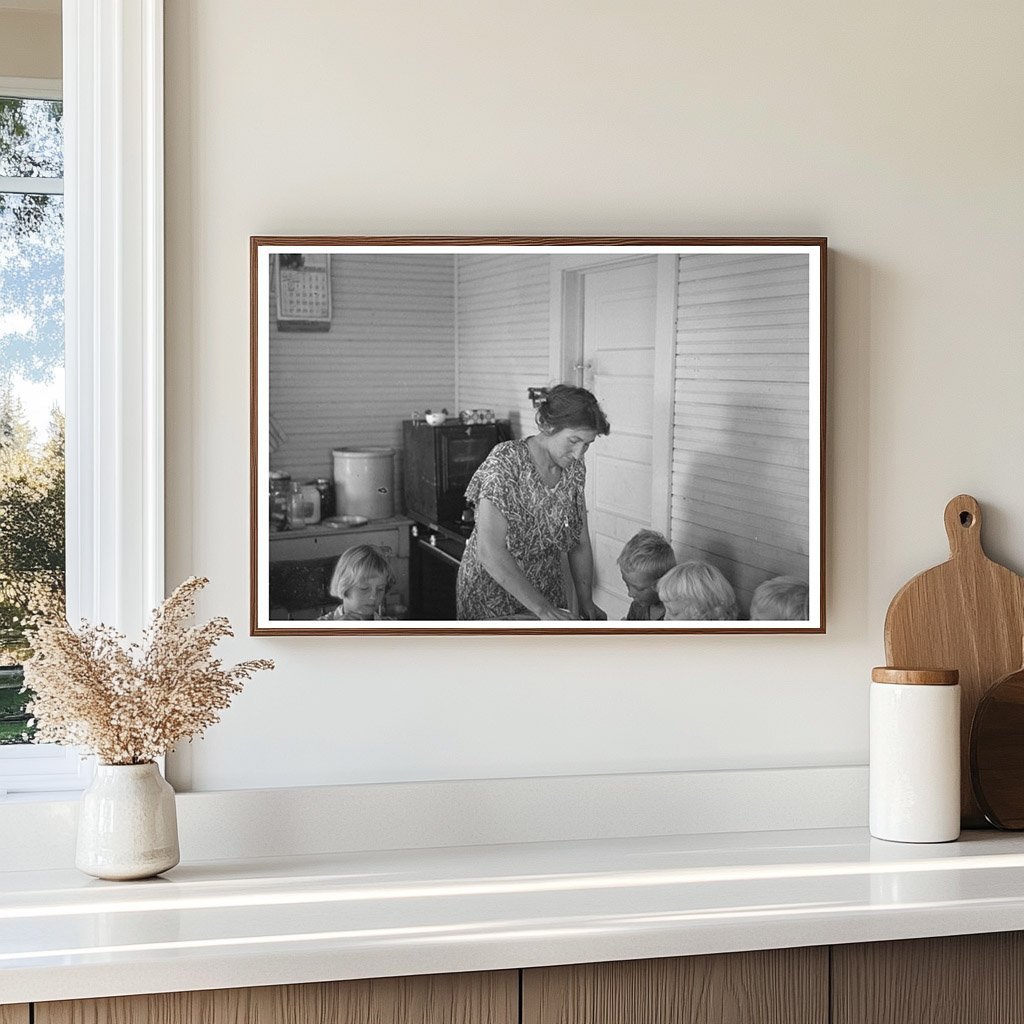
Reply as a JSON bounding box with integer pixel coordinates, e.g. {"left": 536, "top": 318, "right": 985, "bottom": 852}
{"left": 671, "top": 253, "right": 812, "bottom": 615}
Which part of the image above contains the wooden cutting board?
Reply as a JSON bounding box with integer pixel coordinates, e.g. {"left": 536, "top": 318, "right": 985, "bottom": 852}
{"left": 884, "top": 494, "right": 1024, "bottom": 827}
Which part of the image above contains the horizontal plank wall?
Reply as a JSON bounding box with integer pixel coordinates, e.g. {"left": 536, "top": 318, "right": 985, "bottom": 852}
{"left": 37, "top": 972, "right": 518, "bottom": 1024}
{"left": 523, "top": 949, "right": 828, "bottom": 1024}
{"left": 832, "top": 933, "right": 1024, "bottom": 1024}
{"left": 670, "top": 253, "right": 811, "bottom": 614}
{"left": 269, "top": 254, "right": 456, "bottom": 485}
{"left": 455, "top": 254, "right": 551, "bottom": 438}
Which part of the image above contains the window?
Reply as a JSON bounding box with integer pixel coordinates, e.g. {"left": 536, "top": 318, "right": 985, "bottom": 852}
{"left": 0, "top": 78, "right": 83, "bottom": 798}
{"left": 0, "top": 82, "right": 69, "bottom": 785}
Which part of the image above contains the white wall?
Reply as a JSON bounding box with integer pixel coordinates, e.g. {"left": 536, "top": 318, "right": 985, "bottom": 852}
{"left": 164, "top": 1, "right": 1024, "bottom": 790}
{"left": 456, "top": 254, "right": 550, "bottom": 438}
{"left": 268, "top": 254, "right": 456, "bottom": 483}
{"left": 0, "top": 9, "right": 60, "bottom": 80}
{"left": 672, "top": 253, "right": 811, "bottom": 611}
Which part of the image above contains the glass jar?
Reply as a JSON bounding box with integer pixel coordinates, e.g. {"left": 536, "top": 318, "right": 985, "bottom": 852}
{"left": 315, "top": 477, "right": 335, "bottom": 519}
{"left": 301, "top": 482, "right": 322, "bottom": 525}
{"left": 287, "top": 481, "right": 307, "bottom": 529}
{"left": 269, "top": 471, "right": 291, "bottom": 530}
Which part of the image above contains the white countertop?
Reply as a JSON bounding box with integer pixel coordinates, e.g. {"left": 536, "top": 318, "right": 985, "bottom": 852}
{"left": 6, "top": 826, "right": 1024, "bottom": 1004}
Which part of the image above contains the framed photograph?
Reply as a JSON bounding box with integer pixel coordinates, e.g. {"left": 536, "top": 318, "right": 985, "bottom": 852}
{"left": 250, "top": 236, "right": 826, "bottom": 635}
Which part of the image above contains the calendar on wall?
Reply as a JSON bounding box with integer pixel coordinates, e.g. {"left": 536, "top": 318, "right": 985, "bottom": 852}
{"left": 275, "top": 253, "right": 332, "bottom": 331}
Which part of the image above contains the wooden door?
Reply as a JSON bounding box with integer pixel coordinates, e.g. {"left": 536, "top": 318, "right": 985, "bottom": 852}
{"left": 37, "top": 971, "right": 518, "bottom": 1024}
{"left": 579, "top": 259, "right": 660, "bottom": 619}
{"left": 832, "top": 933, "right": 1024, "bottom": 1024}
{"left": 523, "top": 949, "right": 828, "bottom": 1024}
{"left": 0, "top": 1007, "right": 29, "bottom": 1024}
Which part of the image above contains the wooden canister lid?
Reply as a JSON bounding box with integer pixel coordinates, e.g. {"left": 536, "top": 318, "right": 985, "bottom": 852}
{"left": 871, "top": 667, "right": 959, "bottom": 686}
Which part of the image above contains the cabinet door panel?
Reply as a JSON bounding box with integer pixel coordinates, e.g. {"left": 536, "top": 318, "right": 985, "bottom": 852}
{"left": 0, "top": 1007, "right": 29, "bottom": 1024}
{"left": 523, "top": 949, "right": 827, "bottom": 1024}
{"left": 37, "top": 971, "right": 517, "bottom": 1024}
{"left": 832, "top": 932, "right": 1024, "bottom": 1024}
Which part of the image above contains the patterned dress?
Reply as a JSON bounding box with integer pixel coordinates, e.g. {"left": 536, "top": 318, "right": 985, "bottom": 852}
{"left": 456, "top": 439, "right": 586, "bottom": 620}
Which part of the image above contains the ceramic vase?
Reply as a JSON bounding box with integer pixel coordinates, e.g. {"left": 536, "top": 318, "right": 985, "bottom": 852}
{"left": 76, "top": 762, "right": 180, "bottom": 880}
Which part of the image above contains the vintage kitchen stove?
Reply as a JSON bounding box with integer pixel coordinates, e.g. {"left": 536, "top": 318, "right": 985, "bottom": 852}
{"left": 403, "top": 418, "right": 510, "bottom": 619}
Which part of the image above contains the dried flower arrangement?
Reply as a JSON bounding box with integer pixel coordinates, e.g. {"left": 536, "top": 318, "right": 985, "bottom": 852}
{"left": 22, "top": 577, "right": 273, "bottom": 765}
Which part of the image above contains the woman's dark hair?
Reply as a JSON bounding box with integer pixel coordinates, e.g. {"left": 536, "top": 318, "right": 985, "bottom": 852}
{"left": 536, "top": 385, "right": 610, "bottom": 436}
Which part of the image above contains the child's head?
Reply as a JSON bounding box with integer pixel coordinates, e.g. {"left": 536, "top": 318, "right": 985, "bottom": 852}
{"left": 749, "top": 575, "right": 809, "bottom": 621}
{"left": 617, "top": 530, "right": 675, "bottom": 607}
{"left": 657, "top": 560, "right": 738, "bottom": 621}
{"left": 328, "top": 544, "right": 392, "bottom": 618}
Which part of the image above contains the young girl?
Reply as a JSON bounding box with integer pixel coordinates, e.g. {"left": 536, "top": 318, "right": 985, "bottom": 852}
{"left": 320, "top": 545, "right": 393, "bottom": 621}
{"left": 656, "top": 560, "right": 738, "bottom": 621}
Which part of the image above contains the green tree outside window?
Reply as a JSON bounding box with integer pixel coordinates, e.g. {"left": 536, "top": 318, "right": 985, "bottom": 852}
{"left": 0, "top": 94, "right": 65, "bottom": 743}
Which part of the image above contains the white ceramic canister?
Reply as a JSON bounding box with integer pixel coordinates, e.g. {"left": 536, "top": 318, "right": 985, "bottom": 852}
{"left": 869, "top": 667, "right": 960, "bottom": 843}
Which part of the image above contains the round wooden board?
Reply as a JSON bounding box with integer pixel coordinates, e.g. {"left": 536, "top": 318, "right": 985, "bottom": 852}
{"left": 971, "top": 664, "right": 1024, "bottom": 829}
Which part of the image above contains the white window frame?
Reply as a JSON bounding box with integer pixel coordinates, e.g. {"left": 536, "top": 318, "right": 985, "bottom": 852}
{"left": 0, "top": 1, "right": 164, "bottom": 799}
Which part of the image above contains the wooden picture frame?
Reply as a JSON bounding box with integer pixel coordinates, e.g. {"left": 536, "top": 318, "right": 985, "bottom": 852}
{"left": 250, "top": 236, "right": 826, "bottom": 635}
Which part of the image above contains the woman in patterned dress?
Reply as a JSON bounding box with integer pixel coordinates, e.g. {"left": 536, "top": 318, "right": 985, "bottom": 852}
{"left": 456, "top": 385, "right": 610, "bottom": 621}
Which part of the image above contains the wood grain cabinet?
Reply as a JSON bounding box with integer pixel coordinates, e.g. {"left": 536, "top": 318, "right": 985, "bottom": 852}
{"left": 35, "top": 971, "right": 518, "bottom": 1024}
{"left": 19, "top": 933, "right": 1024, "bottom": 1024}
{"left": 522, "top": 948, "right": 828, "bottom": 1024}
{"left": 832, "top": 932, "right": 1024, "bottom": 1024}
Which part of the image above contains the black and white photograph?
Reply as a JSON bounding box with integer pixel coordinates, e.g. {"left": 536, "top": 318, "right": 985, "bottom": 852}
{"left": 250, "top": 237, "right": 825, "bottom": 635}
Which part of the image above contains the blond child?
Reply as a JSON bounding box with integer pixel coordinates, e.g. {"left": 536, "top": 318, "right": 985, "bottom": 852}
{"left": 657, "top": 560, "right": 738, "bottom": 621}
{"left": 749, "top": 575, "right": 809, "bottom": 621}
{"left": 617, "top": 530, "right": 676, "bottom": 621}
{"left": 320, "top": 544, "right": 393, "bottom": 621}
